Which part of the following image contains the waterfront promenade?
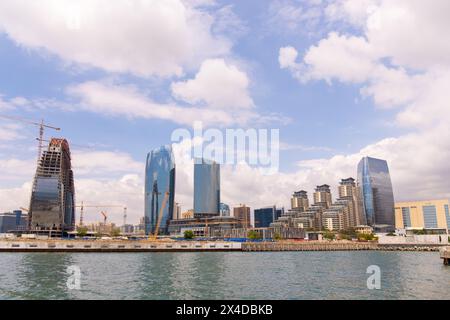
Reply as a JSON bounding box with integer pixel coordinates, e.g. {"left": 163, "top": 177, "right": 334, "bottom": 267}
{"left": 0, "top": 239, "right": 447, "bottom": 253}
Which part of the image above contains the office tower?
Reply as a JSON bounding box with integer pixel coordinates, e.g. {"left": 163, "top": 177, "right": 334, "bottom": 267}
{"left": 357, "top": 157, "right": 395, "bottom": 230}
{"left": 194, "top": 158, "right": 220, "bottom": 217}
{"left": 291, "top": 190, "right": 309, "bottom": 212}
{"left": 0, "top": 210, "right": 28, "bottom": 233}
{"left": 29, "top": 138, "right": 75, "bottom": 232}
{"left": 313, "top": 184, "right": 332, "bottom": 209}
{"left": 145, "top": 145, "right": 176, "bottom": 235}
{"left": 254, "top": 206, "right": 283, "bottom": 228}
{"left": 233, "top": 204, "right": 251, "bottom": 228}
{"left": 395, "top": 200, "right": 450, "bottom": 231}
{"left": 338, "top": 177, "right": 365, "bottom": 227}
{"left": 220, "top": 203, "right": 231, "bottom": 217}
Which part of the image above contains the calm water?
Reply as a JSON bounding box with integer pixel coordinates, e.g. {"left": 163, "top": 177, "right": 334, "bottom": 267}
{"left": 0, "top": 251, "right": 449, "bottom": 300}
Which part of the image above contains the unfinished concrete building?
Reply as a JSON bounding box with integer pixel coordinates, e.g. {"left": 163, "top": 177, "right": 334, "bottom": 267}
{"left": 29, "top": 138, "right": 75, "bottom": 234}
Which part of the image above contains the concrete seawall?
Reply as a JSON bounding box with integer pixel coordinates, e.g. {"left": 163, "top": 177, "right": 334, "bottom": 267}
{"left": 0, "top": 240, "right": 446, "bottom": 253}
{"left": 0, "top": 240, "right": 242, "bottom": 252}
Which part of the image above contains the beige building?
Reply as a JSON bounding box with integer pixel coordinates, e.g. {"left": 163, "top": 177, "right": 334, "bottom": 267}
{"left": 313, "top": 184, "right": 332, "bottom": 209}
{"left": 291, "top": 190, "right": 309, "bottom": 212}
{"left": 395, "top": 199, "right": 450, "bottom": 231}
{"left": 338, "top": 178, "right": 365, "bottom": 227}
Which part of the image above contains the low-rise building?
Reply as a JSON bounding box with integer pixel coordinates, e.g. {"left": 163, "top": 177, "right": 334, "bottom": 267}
{"left": 0, "top": 211, "right": 28, "bottom": 233}
{"left": 395, "top": 199, "right": 450, "bottom": 232}
{"left": 355, "top": 225, "right": 373, "bottom": 235}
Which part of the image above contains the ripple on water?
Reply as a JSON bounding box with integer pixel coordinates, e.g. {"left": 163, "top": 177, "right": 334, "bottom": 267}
{"left": 0, "top": 251, "right": 448, "bottom": 300}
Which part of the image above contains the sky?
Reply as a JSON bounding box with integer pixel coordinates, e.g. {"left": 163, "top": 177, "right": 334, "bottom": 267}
{"left": 0, "top": 0, "right": 449, "bottom": 225}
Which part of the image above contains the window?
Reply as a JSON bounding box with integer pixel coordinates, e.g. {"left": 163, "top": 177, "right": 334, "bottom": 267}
{"left": 422, "top": 205, "right": 438, "bottom": 228}
{"left": 401, "top": 207, "right": 411, "bottom": 228}
{"left": 445, "top": 204, "right": 450, "bottom": 230}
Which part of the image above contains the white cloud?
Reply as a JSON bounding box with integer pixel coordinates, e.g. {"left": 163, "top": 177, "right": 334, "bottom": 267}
{"left": 278, "top": 0, "right": 450, "bottom": 204}
{"left": 67, "top": 80, "right": 237, "bottom": 126}
{"left": 266, "top": 0, "right": 323, "bottom": 35}
{"left": 0, "top": 123, "right": 24, "bottom": 142}
{"left": 0, "top": 0, "right": 231, "bottom": 77}
{"left": 325, "top": 0, "right": 378, "bottom": 27}
{"left": 279, "top": 46, "right": 300, "bottom": 70}
{"left": 71, "top": 150, "right": 143, "bottom": 177}
{"left": 171, "top": 59, "right": 254, "bottom": 109}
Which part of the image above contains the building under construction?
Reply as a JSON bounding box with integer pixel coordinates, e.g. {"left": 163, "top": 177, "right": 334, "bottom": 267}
{"left": 29, "top": 138, "right": 75, "bottom": 235}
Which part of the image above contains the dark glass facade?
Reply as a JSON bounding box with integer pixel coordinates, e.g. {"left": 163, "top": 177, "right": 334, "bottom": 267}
{"left": 194, "top": 158, "right": 220, "bottom": 217}
{"left": 254, "top": 207, "right": 283, "bottom": 228}
{"left": 357, "top": 157, "right": 395, "bottom": 228}
{"left": 145, "top": 145, "right": 175, "bottom": 235}
{"left": 29, "top": 138, "right": 75, "bottom": 231}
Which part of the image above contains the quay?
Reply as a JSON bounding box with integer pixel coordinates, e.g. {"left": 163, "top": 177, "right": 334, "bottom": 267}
{"left": 0, "top": 240, "right": 242, "bottom": 252}
{"left": 441, "top": 247, "right": 450, "bottom": 265}
{"left": 0, "top": 239, "right": 447, "bottom": 253}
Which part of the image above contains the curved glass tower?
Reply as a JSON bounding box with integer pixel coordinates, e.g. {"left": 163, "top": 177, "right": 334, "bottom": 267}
{"left": 145, "top": 146, "right": 175, "bottom": 235}
{"left": 194, "top": 158, "right": 220, "bottom": 217}
{"left": 29, "top": 138, "right": 75, "bottom": 232}
{"left": 357, "top": 157, "right": 395, "bottom": 229}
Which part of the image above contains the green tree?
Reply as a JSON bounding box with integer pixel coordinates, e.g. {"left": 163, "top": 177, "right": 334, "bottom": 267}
{"left": 247, "top": 230, "right": 261, "bottom": 240}
{"left": 184, "top": 230, "right": 194, "bottom": 240}
{"left": 357, "top": 233, "right": 376, "bottom": 241}
{"left": 77, "top": 226, "right": 88, "bottom": 237}
{"left": 110, "top": 227, "right": 121, "bottom": 237}
{"left": 323, "top": 231, "right": 335, "bottom": 240}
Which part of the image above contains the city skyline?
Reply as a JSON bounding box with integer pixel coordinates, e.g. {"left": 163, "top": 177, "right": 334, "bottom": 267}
{"left": 0, "top": 1, "right": 449, "bottom": 225}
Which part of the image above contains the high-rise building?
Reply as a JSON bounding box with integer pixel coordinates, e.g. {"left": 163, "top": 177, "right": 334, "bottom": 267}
{"left": 233, "top": 204, "right": 251, "bottom": 228}
{"left": 291, "top": 190, "right": 309, "bottom": 212}
{"left": 29, "top": 138, "right": 75, "bottom": 232}
{"left": 145, "top": 145, "right": 176, "bottom": 235}
{"left": 313, "top": 184, "right": 332, "bottom": 209}
{"left": 194, "top": 158, "right": 220, "bottom": 217}
{"left": 220, "top": 203, "right": 231, "bottom": 217}
{"left": 357, "top": 157, "right": 395, "bottom": 230}
{"left": 254, "top": 206, "right": 283, "bottom": 228}
{"left": 395, "top": 200, "right": 450, "bottom": 231}
{"left": 338, "top": 178, "right": 365, "bottom": 227}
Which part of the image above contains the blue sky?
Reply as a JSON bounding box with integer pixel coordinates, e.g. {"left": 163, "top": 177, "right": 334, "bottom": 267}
{"left": 0, "top": 0, "right": 449, "bottom": 223}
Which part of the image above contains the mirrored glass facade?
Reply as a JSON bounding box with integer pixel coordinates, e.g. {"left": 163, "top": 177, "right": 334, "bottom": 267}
{"left": 145, "top": 145, "right": 175, "bottom": 235}
{"left": 357, "top": 157, "right": 395, "bottom": 228}
{"left": 194, "top": 158, "right": 220, "bottom": 217}
{"left": 29, "top": 139, "right": 75, "bottom": 231}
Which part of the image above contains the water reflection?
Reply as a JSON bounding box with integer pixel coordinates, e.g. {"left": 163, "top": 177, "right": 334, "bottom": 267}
{"left": 11, "top": 253, "right": 73, "bottom": 300}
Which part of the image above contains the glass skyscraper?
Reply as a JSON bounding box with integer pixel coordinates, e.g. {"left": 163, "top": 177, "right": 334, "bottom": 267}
{"left": 357, "top": 156, "right": 395, "bottom": 229}
{"left": 145, "top": 145, "right": 175, "bottom": 235}
{"left": 29, "top": 138, "right": 75, "bottom": 232}
{"left": 194, "top": 158, "right": 220, "bottom": 217}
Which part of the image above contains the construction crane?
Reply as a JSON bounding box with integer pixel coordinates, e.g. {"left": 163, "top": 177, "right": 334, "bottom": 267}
{"left": 0, "top": 115, "right": 60, "bottom": 162}
{"left": 100, "top": 211, "right": 108, "bottom": 225}
{"left": 75, "top": 202, "right": 127, "bottom": 226}
{"left": 149, "top": 191, "right": 169, "bottom": 241}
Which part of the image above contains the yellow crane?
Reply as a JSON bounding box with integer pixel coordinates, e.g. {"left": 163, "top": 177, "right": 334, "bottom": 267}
{"left": 149, "top": 191, "right": 169, "bottom": 241}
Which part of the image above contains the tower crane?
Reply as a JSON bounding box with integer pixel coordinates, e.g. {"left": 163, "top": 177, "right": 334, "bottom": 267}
{"left": 0, "top": 115, "right": 60, "bottom": 162}
{"left": 100, "top": 211, "right": 108, "bottom": 225}
{"left": 75, "top": 203, "right": 127, "bottom": 226}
